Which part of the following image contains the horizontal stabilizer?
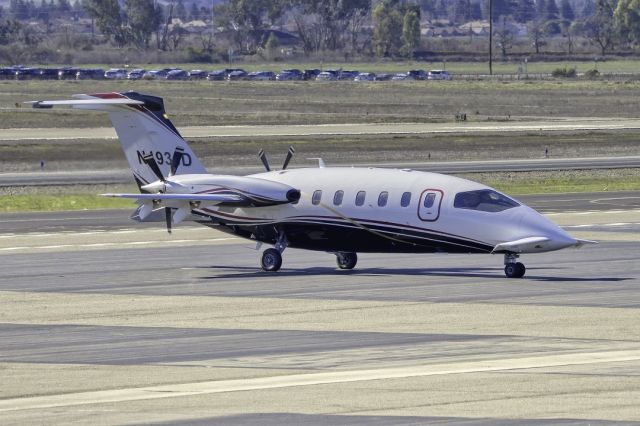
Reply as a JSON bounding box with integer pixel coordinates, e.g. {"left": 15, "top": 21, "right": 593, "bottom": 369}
{"left": 28, "top": 99, "right": 145, "bottom": 108}
{"left": 101, "top": 193, "right": 243, "bottom": 203}
{"left": 492, "top": 236, "right": 550, "bottom": 254}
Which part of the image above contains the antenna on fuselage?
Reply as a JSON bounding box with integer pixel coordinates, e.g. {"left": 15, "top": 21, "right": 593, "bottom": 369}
{"left": 307, "top": 158, "right": 325, "bottom": 168}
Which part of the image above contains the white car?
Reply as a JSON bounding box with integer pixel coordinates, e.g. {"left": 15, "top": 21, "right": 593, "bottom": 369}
{"left": 354, "top": 72, "right": 376, "bottom": 81}
{"left": 427, "top": 70, "right": 451, "bottom": 80}
{"left": 104, "top": 68, "right": 127, "bottom": 79}
{"left": 315, "top": 71, "right": 338, "bottom": 81}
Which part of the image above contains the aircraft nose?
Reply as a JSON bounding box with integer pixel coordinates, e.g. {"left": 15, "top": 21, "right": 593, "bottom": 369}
{"left": 520, "top": 207, "right": 578, "bottom": 251}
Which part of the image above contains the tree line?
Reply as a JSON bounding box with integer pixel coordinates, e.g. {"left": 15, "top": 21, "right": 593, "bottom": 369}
{"left": 1, "top": 0, "right": 640, "bottom": 59}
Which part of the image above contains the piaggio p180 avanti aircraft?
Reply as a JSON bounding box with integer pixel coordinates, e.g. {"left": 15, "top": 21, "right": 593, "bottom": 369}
{"left": 31, "top": 91, "right": 593, "bottom": 278}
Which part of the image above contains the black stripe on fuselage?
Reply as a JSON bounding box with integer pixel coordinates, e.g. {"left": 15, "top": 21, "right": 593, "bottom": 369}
{"left": 195, "top": 211, "right": 493, "bottom": 254}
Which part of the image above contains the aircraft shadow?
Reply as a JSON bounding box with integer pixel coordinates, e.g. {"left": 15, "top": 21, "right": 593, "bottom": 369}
{"left": 196, "top": 265, "right": 628, "bottom": 282}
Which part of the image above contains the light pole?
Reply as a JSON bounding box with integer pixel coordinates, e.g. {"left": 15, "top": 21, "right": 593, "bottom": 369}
{"left": 489, "top": 0, "right": 493, "bottom": 75}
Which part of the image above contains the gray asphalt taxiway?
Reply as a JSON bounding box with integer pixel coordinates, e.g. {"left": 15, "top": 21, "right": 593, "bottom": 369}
{"left": 0, "top": 192, "right": 639, "bottom": 424}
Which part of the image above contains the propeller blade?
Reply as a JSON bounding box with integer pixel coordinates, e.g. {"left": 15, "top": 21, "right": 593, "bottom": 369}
{"left": 282, "top": 146, "right": 295, "bottom": 170}
{"left": 169, "top": 147, "right": 185, "bottom": 176}
{"left": 143, "top": 154, "right": 165, "bottom": 181}
{"left": 258, "top": 149, "right": 271, "bottom": 172}
{"left": 164, "top": 207, "right": 172, "bottom": 234}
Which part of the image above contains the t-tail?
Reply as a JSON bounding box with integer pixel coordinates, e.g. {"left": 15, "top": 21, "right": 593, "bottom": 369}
{"left": 31, "top": 91, "right": 207, "bottom": 187}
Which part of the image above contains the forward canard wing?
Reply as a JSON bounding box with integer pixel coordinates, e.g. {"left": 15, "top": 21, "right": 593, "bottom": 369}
{"left": 492, "top": 236, "right": 552, "bottom": 254}
{"left": 492, "top": 236, "right": 597, "bottom": 254}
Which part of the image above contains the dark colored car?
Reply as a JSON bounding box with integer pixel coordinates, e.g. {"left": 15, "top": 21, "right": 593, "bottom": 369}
{"left": 38, "top": 68, "right": 61, "bottom": 80}
{"left": 127, "top": 69, "right": 146, "bottom": 80}
{"left": 338, "top": 70, "right": 359, "bottom": 80}
{"left": 142, "top": 68, "right": 177, "bottom": 80}
{"left": 247, "top": 71, "right": 275, "bottom": 81}
{"left": 375, "top": 73, "right": 394, "bottom": 81}
{"left": 276, "top": 69, "right": 303, "bottom": 81}
{"left": 104, "top": 68, "right": 127, "bottom": 79}
{"left": 15, "top": 67, "right": 41, "bottom": 80}
{"left": 224, "top": 68, "right": 245, "bottom": 75}
{"left": 303, "top": 69, "right": 321, "bottom": 80}
{"left": 408, "top": 69, "right": 427, "bottom": 80}
{"left": 0, "top": 68, "right": 16, "bottom": 79}
{"left": 354, "top": 72, "right": 376, "bottom": 82}
{"left": 227, "top": 70, "right": 247, "bottom": 80}
{"left": 76, "top": 68, "right": 105, "bottom": 80}
{"left": 206, "top": 70, "right": 226, "bottom": 81}
{"left": 58, "top": 67, "right": 79, "bottom": 80}
{"left": 188, "top": 70, "right": 208, "bottom": 80}
{"left": 165, "top": 69, "right": 189, "bottom": 80}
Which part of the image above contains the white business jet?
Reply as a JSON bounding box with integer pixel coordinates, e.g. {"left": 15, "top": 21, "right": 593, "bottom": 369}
{"left": 30, "top": 91, "right": 593, "bottom": 278}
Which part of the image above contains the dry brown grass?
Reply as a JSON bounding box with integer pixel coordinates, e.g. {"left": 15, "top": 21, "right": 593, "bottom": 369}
{"left": 4, "top": 80, "right": 640, "bottom": 129}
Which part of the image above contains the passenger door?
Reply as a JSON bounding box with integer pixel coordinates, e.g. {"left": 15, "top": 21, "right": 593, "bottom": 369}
{"left": 418, "top": 189, "right": 443, "bottom": 221}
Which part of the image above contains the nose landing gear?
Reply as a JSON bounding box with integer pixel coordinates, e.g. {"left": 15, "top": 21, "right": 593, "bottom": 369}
{"left": 504, "top": 253, "right": 526, "bottom": 278}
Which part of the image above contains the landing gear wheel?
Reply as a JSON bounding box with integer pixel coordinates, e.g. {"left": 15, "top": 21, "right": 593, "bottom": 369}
{"left": 336, "top": 252, "right": 357, "bottom": 270}
{"left": 504, "top": 262, "right": 526, "bottom": 278}
{"left": 261, "top": 248, "right": 282, "bottom": 272}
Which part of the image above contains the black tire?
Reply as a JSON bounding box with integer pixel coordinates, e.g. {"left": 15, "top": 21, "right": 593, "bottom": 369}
{"left": 261, "top": 248, "right": 282, "bottom": 272}
{"left": 505, "top": 262, "right": 526, "bottom": 278}
{"left": 336, "top": 252, "right": 357, "bottom": 270}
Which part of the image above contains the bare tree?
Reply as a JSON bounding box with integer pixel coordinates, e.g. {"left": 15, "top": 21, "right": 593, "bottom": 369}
{"left": 528, "top": 19, "right": 546, "bottom": 53}
{"left": 495, "top": 17, "right": 514, "bottom": 60}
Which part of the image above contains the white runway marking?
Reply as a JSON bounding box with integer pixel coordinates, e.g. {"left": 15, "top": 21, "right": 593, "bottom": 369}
{"left": 564, "top": 223, "right": 637, "bottom": 228}
{"left": 545, "top": 209, "right": 640, "bottom": 216}
{"left": 1, "top": 349, "right": 639, "bottom": 413}
{"left": 0, "top": 237, "right": 240, "bottom": 252}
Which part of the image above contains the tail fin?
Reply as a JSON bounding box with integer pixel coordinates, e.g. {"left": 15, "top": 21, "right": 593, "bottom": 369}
{"left": 32, "top": 91, "right": 207, "bottom": 186}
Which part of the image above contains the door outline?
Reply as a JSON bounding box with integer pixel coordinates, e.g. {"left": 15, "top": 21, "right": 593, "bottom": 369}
{"left": 417, "top": 189, "right": 444, "bottom": 222}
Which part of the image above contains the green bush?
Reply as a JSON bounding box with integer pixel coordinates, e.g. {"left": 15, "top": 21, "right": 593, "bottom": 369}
{"left": 583, "top": 69, "right": 600, "bottom": 79}
{"left": 551, "top": 66, "right": 577, "bottom": 78}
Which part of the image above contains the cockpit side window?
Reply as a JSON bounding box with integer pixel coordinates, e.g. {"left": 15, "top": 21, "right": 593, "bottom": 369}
{"left": 454, "top": 189, "right": 519, "bottom": 212}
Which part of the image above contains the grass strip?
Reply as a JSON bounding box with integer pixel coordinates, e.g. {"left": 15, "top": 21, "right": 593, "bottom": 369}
{"left": 0, "top": 194, "right": 135, "bottom": 212}
{"left": 1, "top": 172, "right": 638, "bottom": 212}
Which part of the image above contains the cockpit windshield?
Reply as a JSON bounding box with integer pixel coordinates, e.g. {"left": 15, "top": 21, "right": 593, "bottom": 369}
{"left": 454, "top": 189, "right": 519, "bottom": 212}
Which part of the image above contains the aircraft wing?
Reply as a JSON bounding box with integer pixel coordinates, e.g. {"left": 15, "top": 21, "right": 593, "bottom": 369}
{"left": 101, "top": 193, "right": 243, "bottom": 204}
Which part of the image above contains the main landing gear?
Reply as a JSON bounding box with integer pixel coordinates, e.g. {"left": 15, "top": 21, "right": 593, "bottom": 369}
{"left": 260, "top": 231, "right": 287, "bottom": 272}
{"left": 336, "top": 252, "right": 358, "bottom": 270}
{"left": 504, "top": 253, "right": 526, "bottom": 278}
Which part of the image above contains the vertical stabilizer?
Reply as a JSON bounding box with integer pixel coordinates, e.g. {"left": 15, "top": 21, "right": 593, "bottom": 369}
{"left": 76, "top": 92, "right": 207, "bottom": 186}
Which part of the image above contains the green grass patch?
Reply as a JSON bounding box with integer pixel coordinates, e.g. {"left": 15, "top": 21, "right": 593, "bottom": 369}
{"left": 1, "top": 169, "right": 638, "bottom": 212}
{"left": 467, "top": 169, "right": 640, "bottom": 195}
{"left": 0, "top": 194, "right": 135, "bottom": 212}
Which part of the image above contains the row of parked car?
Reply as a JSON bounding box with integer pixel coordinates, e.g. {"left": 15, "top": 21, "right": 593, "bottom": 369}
{"left": 0, "top": 65, "right": 452, "bottom": 82}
